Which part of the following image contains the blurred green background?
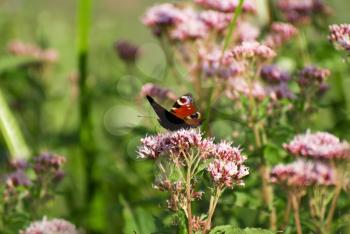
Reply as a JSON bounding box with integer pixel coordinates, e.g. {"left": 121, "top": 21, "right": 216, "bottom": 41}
{"left": 0, "top": 0, "right": 350, "bottom": 233}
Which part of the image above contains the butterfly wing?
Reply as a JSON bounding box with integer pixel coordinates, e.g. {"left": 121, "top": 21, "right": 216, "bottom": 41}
{"left": 170, "top": 94, "right": 197, "bottom": 119}
{"left": 146, "top": 95, "right": 193, "bottom": 131}
{"left": 170, "top": 94, "right": 202, "bottom": 127}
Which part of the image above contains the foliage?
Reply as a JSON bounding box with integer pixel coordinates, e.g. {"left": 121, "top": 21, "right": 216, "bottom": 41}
{"left": 0, "top": 0, "right": 349, "bottom": 233}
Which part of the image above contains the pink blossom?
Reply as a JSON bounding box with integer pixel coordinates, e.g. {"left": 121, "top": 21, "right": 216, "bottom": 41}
{"left": 283, "top": 131, "right": 350, "bottom": 160}
{"left": 114, "top": 40, "right": 139, "bottom": 63}
{"left": 261, "top": 65, "right": 291, "bottom": 83}
{"left": 277, "top": 0, "right": 331, "bottom": 24}
{"left": 208, "top": 141, "right": 248, "bottom": 188}
{"left": 34, "top": 152, "right": 66, "bottom": 174}
{"left": 170, "top": 9, "right": 208, "bottom": 41}
{"left": 140, "top": 83, "right": 177, "bottom": 100}
{"left": 231, "top": 41, "right": 276, "bottom": 61}
{"left": 214, "top": 141, "right": 245, "bottom": 162}
{"left": 266, "top": 82, "right": 295, "bottom": 100}
{"left": 137, "top": 135, "right": 163, "bottom": 159}
{"left": 137, "top": 129, "right": 215, "bottom": 160}
{"left": 5, "top": 170, "right": 32, "bottom": 189}
{"left": 192, "top": 216, "right": 206, "bottom": 232}
{"left": 226, "top": 77, "right": 267, "bottom": 101}
{"left": 208, "top": 159, "right": 249, "bottom": 187}
{"left": 194, "top": 0, "right": 256, "bottom": 14}
{"left": 235, "top": 21, "right": 260, "bottom": 42}
{"left": 8, "top": 40, "right": 59, "bottom": 63}
{"left": 199, "top": 10, "right": 232, "bottom": 32}
{"left": 142, "top": 3, "right": 185, "bottom": 28}
{"left": 265, "top": 22, "right": 298, "bottom": 48}
{"left": 20, "top": 217, "right": 80, "bottom": 234}
{"left": 329, "top": 24, "right": 350, "bottom": 52}
{"left": 270, "top": 159, "right": 335, "bottom": 187}
{"left": 199, "top": 47, "right": 245, "bottom": 79}
{"left": 298, "top": 65, "right": 331, "bottom": 86}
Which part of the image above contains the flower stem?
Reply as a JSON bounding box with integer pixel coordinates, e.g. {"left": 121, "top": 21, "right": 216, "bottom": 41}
{"left": 185, "top": 155, "right": 193, "bottom": 234}
{"left": 204, "top": 186, "right": 222, "bottom": 233}
{"left": 325, "top": 180, "right": 342, "bottom": 229}
{"left": 291, "top": 192, "right": 303, "bottom": 234}
{"left": 281, "top": 195, "right": 291, "bottom": 230}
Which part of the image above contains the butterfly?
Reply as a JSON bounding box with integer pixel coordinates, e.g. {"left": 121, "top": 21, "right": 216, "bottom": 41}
{"left": 146, "top": 94, "right": 202, "bottom": 131}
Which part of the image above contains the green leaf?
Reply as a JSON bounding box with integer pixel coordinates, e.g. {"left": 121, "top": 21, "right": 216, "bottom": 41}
{"left": 135, "top": 207, "right": 156, "bottom": 234}
{"left": 0, "top": 88, "right": 31, "bottom": 159}
{"left": 209, "top": 225, "right": 274, "bottom": 234}
{"left": 263, "top": 144, "right": 285, "bottom": 166}
{"left": 120, "top": 196, "right": 141, "bottom": 234}
{"left": 332, "top": 214, "right": 350, "bottom": 232}
{"left": 176, "top": 210, "right": 188, "bottom": 234}
{"left": 0, "top": 56, "right": 39, "bottom": 73}
{"left": 120, "top": 196, "right": 156, "bottom": 234}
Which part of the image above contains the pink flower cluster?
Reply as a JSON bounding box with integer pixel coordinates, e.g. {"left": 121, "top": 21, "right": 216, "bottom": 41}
{"left": 277, "top": 0, "right": 331, "bottom": 24}
{"left": 208, "top": 141, "right": 249, "bottom": 187}
{"left": 138, "top": 129, "right": 249, "bottom": 188}
{"left": 142, "top": 3, "right": 185, "bottom": 28}
{"left": 142, "top": 4, "right": 208, "bottom": 41}
{"left": 114, "top": 40, "right": 139, "bottom": 63}
{"left": 140, "top": 83, "right": 177, "bottom": 100}
{"left": 298, "top": 66, "right": 331, "bottom": 87}
{"left": 8, "top": 40, "right": 59, "bottom": 63}
{"left": 199, "top": 47, "right": 245, "bottom": 79}
{"left": 329, "top": 24, "right": 350, "bottom": 52}
{"left": 235, "top": 21, "right": 260, "bottom": 42}
{"left": 20, "top": 217, "right": 80, "bottom": 234}
{"left": 199, "top": 10, "right": 232, "bottom": 32}
{"left": 5, "top": 170, "right": 32, "bottom": 189}
{"left": 142, "top": 3, "right": 257, "bottom": 41}
{"left": 137, "top": 129, "right": 215, "bottom": 160}
{"left": 231, "top": 41, "right": 276, "bottom": 61}
{"left": 170, "top": 8, "right": 208, "bottom": 40}
{"left": 283, "top": 132, "right": 350, "bottom": 160}
{"left": 265, "top": 22, "right": 298, "bottom": 48}
{"left": 261, "top": 65, "right": 291, "bottom": 83}
{"left": 226, "top": 78, "right": 267, "bottom": 101}
{"left": 194, "top": 0, "right": 256, "bottom": 14}
{"left": 270, "top": 159, "right": 335, "bottom": 187}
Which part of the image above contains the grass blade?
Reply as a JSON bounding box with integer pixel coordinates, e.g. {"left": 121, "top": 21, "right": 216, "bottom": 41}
{"left": 222, "top": 0, "right": 245, "bottom": 53}
{"left": 0, "top": 89, "right": 31, "bottom": 159}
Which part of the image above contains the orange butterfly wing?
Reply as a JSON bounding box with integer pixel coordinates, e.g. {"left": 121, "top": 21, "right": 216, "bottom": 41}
{"left": 170, "top": 94, "right": 197, "bottom": 119}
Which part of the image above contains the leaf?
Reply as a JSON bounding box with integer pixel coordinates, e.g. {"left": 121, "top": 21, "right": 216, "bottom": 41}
{"left": 120, "top": 196, "right": 157, "bottom": 234}
{"left": 120, "top": 195, "right": 141, "bottom": 234}
{"left": 209, "top": 225, "right": 274, "bottom": 234}
{"left": 135, "top": 207, "right": 156, "bottom": 234}
{"left": 177, "top": 211, "right": 189, "bottom": 234}
{"left": 0, "top": 88, "right": 31, "bottom": 159}
{"left": 263, "top": 144, "right": 285, "bottom": 166}
{"left": 332, "top": 213, "right": 350, "bottom": 231}
{"left": 0, "top": 56, "right": 38, "bottom": 73}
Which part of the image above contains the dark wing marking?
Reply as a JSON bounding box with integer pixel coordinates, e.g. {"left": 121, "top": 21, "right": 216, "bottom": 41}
{"left": 146, "top": 95, "right": 193, "bottom": 131}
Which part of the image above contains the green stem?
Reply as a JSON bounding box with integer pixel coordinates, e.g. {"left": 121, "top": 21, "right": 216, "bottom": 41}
{"left": 0, "top": 88, "right": 31, "bottom": 159}
{"left": 204, "top": 186, "right": 223, "bottom": 233}
{"left": 77, "top": 0, "right": 96, "bottom": 210}
{"left": 185, "top": 156, "right": 193, "bottom": 234}
{"left": 222, "top": 0, "right": 245, "bottom": 53}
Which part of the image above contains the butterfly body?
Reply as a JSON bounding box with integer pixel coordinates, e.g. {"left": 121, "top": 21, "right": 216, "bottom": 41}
{"left": 146, "top": 94, "right": 202, "bottom": 131}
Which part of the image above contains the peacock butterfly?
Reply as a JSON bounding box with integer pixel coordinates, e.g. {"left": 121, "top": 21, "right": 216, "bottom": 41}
{"left": 146, "top": 94, "right": 202, "bottom": 131}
